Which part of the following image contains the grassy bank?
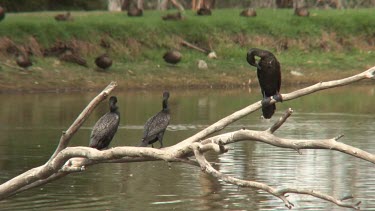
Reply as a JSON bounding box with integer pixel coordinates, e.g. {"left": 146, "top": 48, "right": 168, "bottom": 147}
{"left": 0, "top": 9, "right": 374, "bottom": 92}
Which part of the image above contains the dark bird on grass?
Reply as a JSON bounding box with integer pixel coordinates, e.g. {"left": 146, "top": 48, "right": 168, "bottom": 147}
{"left": 163, "top": 50, "right": 182, "bottom": 65}
{"left": 54, "top": 12, "right": 73, "bottom": 21}
{"left": 246, "top": 48, "right": 282, "bottom": 119}
{"left": 294, "top": 7, "right": 310, "bottom": 17}
{"left": 139, "top": 91, "right": 170, "bottom": 148}
{"left": 59, "top": 50, "right": 88, "bottom": 67}
{"left": 95, "top": 54, "right": 112, "bottom": 70}
{"left": 89, "top": 96, "right": 120, "bottom": 150}
{"left": 16, "top": 53, "right": 32, "bottom": 69}
{"left": 162, "top": 12, "right": 183, "bottom": 21}
{"left": 127, "top": 6, "right": 143, "bottom": 17}
{"left": 240, "top": 8, "right": 257, "bottom": 17}
{"left": 197, "top": 7, "right": 212, "bottom": 16}
{"left": 0, "top": 6, "right": 5, "bottom": 21}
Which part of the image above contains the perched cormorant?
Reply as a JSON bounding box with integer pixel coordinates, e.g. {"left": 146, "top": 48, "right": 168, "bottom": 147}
{"left": 95, "top": 54, "right": 112, "bottom": 70}
{"left": 163, "top": 50, "right": 182, "bottom": 65}
{"left": 246, "top": 48, "right": 282, "bottom": 119}
{"left": 139, "top": 91, "right": 170, "bottom": 148}
{"left": 294, "top": 7, "right": 310, "bottom": 17}
{"left": 240, "top": 8, "right": 257, "bottom": 17}
{"left": 162, "top": 12, "right": 183, "bottom": 21}
{"left": 89, "top": 96, "right": 120, "bottom": 150}
{"left": 0, "top": 6, "right": 5, "bottom": 21}
{"left": 127, "top": 7, "right": 143, "bottom": 17}
{"left": 59, "top": 50, "right": 88, "bottom": 67}
{"left": 16, "top": 53, "right": 32, "bottom": 69}
{"left": 197, "top": 8, "right": 212, "bottom": 16}
{"left": 55, "top": 12, "right": 73, "bottom": 21}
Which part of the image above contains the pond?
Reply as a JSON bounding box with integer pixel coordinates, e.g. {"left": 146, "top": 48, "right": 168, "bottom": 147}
{"left": 0, "top": 84, "right": 374, "bottom": 211}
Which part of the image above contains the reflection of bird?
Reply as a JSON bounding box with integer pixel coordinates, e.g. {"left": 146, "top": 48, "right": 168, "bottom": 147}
{"left": 0, "top": 6, "right": 5, "bottom": 21}
{"left": 95, "top": 54, "right": 112, "bottom": 70}
{"left": 59, "top": 50, "right": 88, "bottom": 67}
{"left": 89, "top": 96, "right": 120, "bottom": 150}
{"left": 162, "top": 12, "right": 183, "bottom": 21}
{"left": 197, "top": 7, "right": 211, "bottom": 16}
{"left": 247, "top": 48, "right": 282, "bottom": 119}
{"left": 294, "top": 7, "right": 309, "bottom": 17}
{"left": 128, "top": 7, "right": 143, "bottom": 17}
{"left": 16, "top": 53, "right": 32, "bottom": 69}
{"left": 55, "top": 12, "right": 73, "bottom": 21}
{"left": 139, "top": 91, "right": 170, "bottom": 148}
{"left": 163, "top": 50, "right": 182, "bottom": 65}
{"left": 240, "top": 8, "right": 257, "bottom": 17}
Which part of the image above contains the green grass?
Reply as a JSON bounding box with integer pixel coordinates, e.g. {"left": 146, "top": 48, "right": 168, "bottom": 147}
{"left": 0, "top": 9, "right": 374, "bottom": 91}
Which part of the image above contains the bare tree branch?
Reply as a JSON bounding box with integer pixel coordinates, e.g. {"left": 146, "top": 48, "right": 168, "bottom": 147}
{"left": 169, "top": 66, "right": 375, "bottom": 156}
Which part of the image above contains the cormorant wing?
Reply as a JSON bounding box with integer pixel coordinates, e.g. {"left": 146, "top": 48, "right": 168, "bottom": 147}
{"left": 89, "top": 112, "right": 120, "bottom": 147}
{"left": 143, "top": 111, "right": 170, "bottom": 139}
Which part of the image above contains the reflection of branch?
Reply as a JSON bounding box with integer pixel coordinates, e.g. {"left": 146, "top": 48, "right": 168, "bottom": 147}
{"left": 192, "top": 143, "right": 360, "bottom": 210}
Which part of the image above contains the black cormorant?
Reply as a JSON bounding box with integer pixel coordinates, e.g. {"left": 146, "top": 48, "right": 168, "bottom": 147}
{"left": 163, "top": 50, "right": 182, "bottom": 65}
{"left": 139, "top": 91, "right": 170, "bottom": 148}
{"left": 16, "top": 53, "right": 32, "bottom": 69}
{"left": 246, "top": 48, "right": 282, "bottom": 119}
{"left": 95, "top": 54, "right": 112, "bottom": 70}
{"left": 89, "top": 96, "right": 120, "bottom": 150}
{"left": 0, "top": 6, "right": 5, "bottom": 21}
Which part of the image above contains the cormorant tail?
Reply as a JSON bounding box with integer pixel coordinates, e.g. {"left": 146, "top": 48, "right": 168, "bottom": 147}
{"left": 262, "top": 104, "right": 275, "bottom": 119}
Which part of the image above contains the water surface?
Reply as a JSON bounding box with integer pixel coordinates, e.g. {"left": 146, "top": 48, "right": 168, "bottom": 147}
{"left": 0, "top": 85, "right": 374, "bottom": 211}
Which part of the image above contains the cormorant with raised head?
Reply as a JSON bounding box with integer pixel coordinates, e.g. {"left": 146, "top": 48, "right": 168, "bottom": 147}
{"left": 246, "top": 48, "right": 282, "bottom": 119}
{"left": 89, "top": 96, "right": 120, "bottom": 150}
{"left": 139, "top": 91, "right": 170, "bottom": 148}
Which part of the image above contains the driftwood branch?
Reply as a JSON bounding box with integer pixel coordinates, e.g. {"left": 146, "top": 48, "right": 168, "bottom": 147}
{"left": 0, "top": 66, "right": 374, "bottom": 209}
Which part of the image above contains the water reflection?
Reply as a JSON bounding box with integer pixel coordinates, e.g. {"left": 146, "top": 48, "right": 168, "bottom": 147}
{"left": 0, "top": 85, "right": 374, "bottom": 210}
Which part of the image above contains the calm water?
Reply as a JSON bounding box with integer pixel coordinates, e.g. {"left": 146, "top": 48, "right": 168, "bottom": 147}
{"left": 0, "top": 85, "right": 374, "bottom": 211}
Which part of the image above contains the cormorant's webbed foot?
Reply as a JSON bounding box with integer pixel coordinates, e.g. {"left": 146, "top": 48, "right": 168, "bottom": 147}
{"left": 273, "top": 93, "right": 283, "bottom": 102}
{"left": 261, "top": 97, "right": 271, "bottom": 106}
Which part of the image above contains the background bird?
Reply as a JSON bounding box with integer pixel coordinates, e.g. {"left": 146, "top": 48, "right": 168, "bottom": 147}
{"left": 163, "top": 50, "right": 182, "bottom": 65}
{"left": 127, "top": 6, "right": 143, "bottom": 17}
{"left": 162, "top": 12, "right": 183, "bottom": 21}
{"left": 139, "top": 91, "right": 170, "bottom": 148}
{"left": 197, "top": 7, "right": 212, "bottom": 16}
{"left": 294, "top": 7, "right": 310, "bottom": 17}
{"left": 95, "top": 54, "right": 112, "bottom": 70}
{"left": 16, "top": 52, "right": 32, "bottom": 69}
{"left": 246, "top": 48, "right": 282, "bottom": 119}
{"left": 59, "top": 50, "right": 88, "bottom": 67}
{"left": 54, "top": 11, "right": 73, "bottom": 21}
{"left": 89, "top": 96, "right": 120, "bottom": 150}
{"left": 240, "top": 8, "right": 257, "bottom": 17}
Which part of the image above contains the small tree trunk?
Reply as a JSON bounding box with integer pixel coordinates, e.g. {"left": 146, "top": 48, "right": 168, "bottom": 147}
{"left": 137, "top": 0, "right": 144, "bottom": 10}
{"left": 108, "top": 0, "right": 124, "bottom": 11}
{"left": 157, "top": 0, "right": 168, "bottom": 10}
